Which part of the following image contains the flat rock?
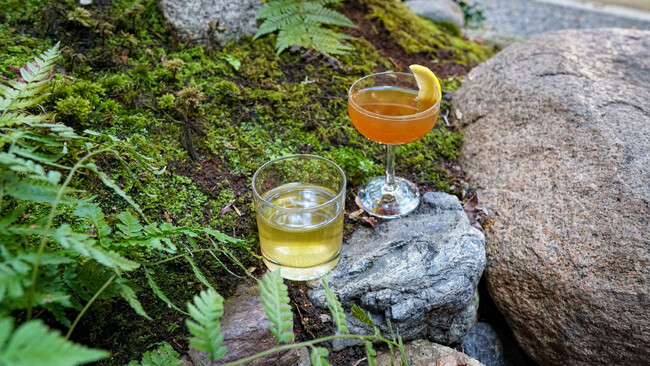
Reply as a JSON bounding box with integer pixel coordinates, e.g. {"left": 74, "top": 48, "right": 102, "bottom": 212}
{"left": 405, "top": 0, "right": 465, "bottom": 28}
{"left": 376, "top": 339, "right": 484, "bottom": 366}
{"left": 159, "top": 0, "right": 262, "bottom": 45}
{"left": 309, "top": 192, "right": 485, "bottom": 348}
{"left": 188, "top": 284, "right": 295, "bottom": 365}
{"left": 452, "top": 28, "right": 650, "bottom": 365}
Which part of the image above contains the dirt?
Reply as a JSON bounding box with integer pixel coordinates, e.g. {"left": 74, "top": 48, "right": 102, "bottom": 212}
{"left": 340, "top": 2, "right": 473, "bottom": 77}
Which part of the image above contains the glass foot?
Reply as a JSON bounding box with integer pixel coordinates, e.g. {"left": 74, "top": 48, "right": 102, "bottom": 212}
{"left": 358, "top": 176, "right": 421, "bottom": 219}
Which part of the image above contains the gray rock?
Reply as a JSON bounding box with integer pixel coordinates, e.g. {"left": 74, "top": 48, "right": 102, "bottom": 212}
{"left": 160, "top": 0, "right": 262, "bottom": 45}
{"left": 309, "top": 192, "right": 485, "bottom": 346}
{"left": 272, "top": 346, "right": 310, "bottom": 366}
{"left": 188, "top": 284, "right": 294, "bottom": 365}
{"left": 376, "top": 339, "right": 484, "bottom": 366}
{"left": 405, "top": 0, "right": 465, "bottom": 28}
{"left": 462, "top": 322, "right": 531, "bottom": 366}
{"left": 452, "top": 28, "right": 650, "bottom": 366}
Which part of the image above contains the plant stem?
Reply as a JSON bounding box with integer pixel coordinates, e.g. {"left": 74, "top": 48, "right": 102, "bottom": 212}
{"left": 66, "top": 273, "right": 117, "bottom": 340}
{"left": 384, "top": 144, "right": 396, "bottom": 192}
{"left": 220, "top": 334, "right": 397, "bottom": 366}
{"left": 26, "top": 147, "right": 115, "bottom": 321}
{"left": 144, "top": 248, "right": 224, "bottom": 266}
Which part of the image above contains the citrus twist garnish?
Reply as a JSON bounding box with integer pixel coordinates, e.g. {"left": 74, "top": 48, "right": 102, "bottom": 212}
{"left": 409, "top": 64, "right": 441, "bottom": 102}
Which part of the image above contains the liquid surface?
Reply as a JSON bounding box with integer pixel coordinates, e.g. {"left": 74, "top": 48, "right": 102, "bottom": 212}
{"left": 257, "top": 183, "right": 343, "bottom": 268}
{"left": 349, "top": 87, "right": 439, "bottom": 145}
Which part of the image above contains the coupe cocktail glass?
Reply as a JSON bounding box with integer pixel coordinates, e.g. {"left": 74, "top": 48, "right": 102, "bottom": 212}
{"left": 348, "top": 72, "right": 440, "bottom": 218}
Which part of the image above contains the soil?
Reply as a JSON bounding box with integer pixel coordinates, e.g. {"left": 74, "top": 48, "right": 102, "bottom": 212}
{"left": 340, "top": 2, "right": 473, "bottom": 77}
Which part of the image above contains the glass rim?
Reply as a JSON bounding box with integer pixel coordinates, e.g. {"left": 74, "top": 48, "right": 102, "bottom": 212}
{"left": 348, "top": 71, "right": 442, "bottom": 120}
{"left": 251, "top": 154, "right": 347, "bottom": 212}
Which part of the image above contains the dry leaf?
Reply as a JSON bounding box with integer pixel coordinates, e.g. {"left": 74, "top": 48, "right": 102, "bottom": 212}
{"left": 463, "top": 193, "right": 489, "bottom": 230}
{"left": 232, "top": 204, "right": 242, "bottom": 216}
{"left": 164, "top": 211, "right": 172, "bottom": 223}
{"left": 221, "top": 199, "right": 236, "bottom": 217}
{"left": 361, "top": 216, "right": 376, "bottom": 228}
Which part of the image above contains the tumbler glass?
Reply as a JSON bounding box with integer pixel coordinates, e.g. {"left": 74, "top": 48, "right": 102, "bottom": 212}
{"left": 252, "top": 154, "right": 346, "bottom": 280}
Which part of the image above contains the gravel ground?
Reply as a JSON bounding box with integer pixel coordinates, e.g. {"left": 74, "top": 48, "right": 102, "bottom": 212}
{"left": 468, "top": 0, "right": 650, "bottom": 36}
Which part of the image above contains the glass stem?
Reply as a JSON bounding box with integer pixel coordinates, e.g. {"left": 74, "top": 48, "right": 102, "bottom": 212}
{"left": 384, "top": 144, "right": 397, "bottom": 192}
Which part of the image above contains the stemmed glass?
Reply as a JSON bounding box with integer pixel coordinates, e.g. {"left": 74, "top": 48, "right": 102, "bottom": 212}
{"left": 348, "top": 72, "right": 441, "bottom": 218}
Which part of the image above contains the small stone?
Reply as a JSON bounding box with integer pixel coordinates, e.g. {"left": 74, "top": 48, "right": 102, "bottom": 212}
{"left": 376, "top": 339, "right": 484, "bottom": 366}
{"left": 319, "top": 314, "right": 332, "bottom": 323}
{"left": 404, "top": 0, "right": 465, "bottom": 28}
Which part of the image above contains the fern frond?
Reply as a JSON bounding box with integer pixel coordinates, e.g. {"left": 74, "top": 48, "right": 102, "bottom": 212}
{"left": 258, "top": 269, "right": 294, "bottom": 343}
{"left": 310, "top": 346, "right": 331, "bottom": 366}
{"left": 322, "top": 276, "right": 349, "bottom": 334}
{"left": 144, "top": 268, "right": 187, "bottom": 314}
{"left": 186, "top": 288, "right": 227, "bottom": 362}
{"left": 52, "top": 224, "right": 140, "bottom": 271}
{"left": 127, "top": 342, "right": 183, "bottom": 366}
{"left": 0, "top": 248, "right": 32, "bottom": 303}
{"left": 255, "top": 12, "right": 303, "bottom": 38}
{"left": 0, "top": 42, "right": 60, "bottom": 127}
{"left": 257, "top": 0, "right": 301, "bottom": 19}
{"left": 364, "top": 341, "right": 377, "bottom": 366}
{"left": 255, "top": 0, "right": 357, "bottom": 55}
{"left": 115, "top": 278, "right": 152, "bottom": 320}
{"left": 0, "top": 317, "right": 109, "bottom": 366}
{"left": 303, "top": 5, "right": 356, "bottom": 27}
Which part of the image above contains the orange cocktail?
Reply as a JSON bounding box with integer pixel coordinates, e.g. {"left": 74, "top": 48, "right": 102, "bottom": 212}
{"left": 348, "top": 87, "right": 438, "bottom": 145}
{"left": 347, "top": 71, "right": 440, "bottom": 218}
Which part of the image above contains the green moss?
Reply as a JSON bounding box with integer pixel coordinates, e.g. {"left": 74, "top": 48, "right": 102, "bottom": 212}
{"left": 55, "top": 96, "right": 92, "bottom": 124}
{"left": 363, "top": 0, "right": 492, "bottom": 64}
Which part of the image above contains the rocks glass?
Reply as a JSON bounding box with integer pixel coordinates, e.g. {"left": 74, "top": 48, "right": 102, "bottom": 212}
{"left": 348, "top": 72, "right": 440, "bottom": 218}
{"left": 252, "top": 154, "right": 346, "bottom": 280}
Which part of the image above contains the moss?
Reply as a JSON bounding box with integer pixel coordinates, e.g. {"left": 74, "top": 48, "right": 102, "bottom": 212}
{"left": 55, "top": 96, "right": 92, "bottom": 125}
{"left": 363, "top": 0, "right": 492, "bottom": 64}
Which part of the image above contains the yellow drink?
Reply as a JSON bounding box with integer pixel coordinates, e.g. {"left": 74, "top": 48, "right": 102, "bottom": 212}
{"left": 257, "top": 183, "right": 343, "bottom": 269}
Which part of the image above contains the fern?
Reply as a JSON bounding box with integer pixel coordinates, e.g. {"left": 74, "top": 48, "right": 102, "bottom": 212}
{"left": 0, "top": 42, "right": 60, "bottom": 127}
{"left": 258, "top": 269, "right": 295, "bottom": 343}
{"left": 126, "top": 342, "right": 183, "bottom": 366}
{"left": 186, "top": 288, "right": 227, "bottom": 363}
{"left": 364, "top": 341, "right": 377, "bottom": 366}
{"left": 0, "top": 317, "right": 109, "bottom": 366}
{"left": 254, "top": 0, "right": 357, "bottom": 55}
{"left": 310, "top": 346, "right": 330, "bottom": 366}
{"left": 322, "top": 275, "right": 349, "bottom": 334}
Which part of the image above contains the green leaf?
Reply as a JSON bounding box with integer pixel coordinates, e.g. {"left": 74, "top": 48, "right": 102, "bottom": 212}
{"left": 364, "top": 341, "right": 377, "bottom": 366}
{"left": 185, "top": 288, "right": 227, "bottom": 362}
{"left": 0, "top": 317, "right": 109, "bottom": 366}
{"left": 144, "top": 268, "right": 187, "bottom": 314}
{"left": 52, "top": 224, "right": 139, "bottom": 271}
{"left": 309, "top": 346, "right": 330, "bottom": 366}
{"left": 115, "top": 278, "right": 152, "bottom": 320}
{"left": 351, "top": 303, "right": 375, "bottom": 328}
{"left": 258, "top": 269, "right": 294, "bottom": 343}
{"left": 128, "top": 342, "right": 182, "bottom": 366}
{"left": 116, "top": 211, "right": 143, "bottom": 237}
{"left": 185, "top": 256, "right": 213, "bottom": 290}
{"left": 82, "top": 162, "right": 146, "bottom": 219}
{"left": 322, "top": 276, "right": 349, "bottom": 334}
